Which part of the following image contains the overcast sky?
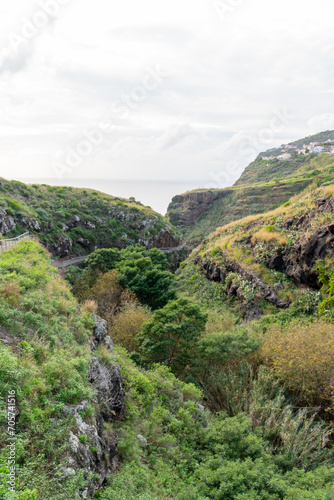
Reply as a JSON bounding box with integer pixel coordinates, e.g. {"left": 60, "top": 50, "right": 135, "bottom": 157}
{"left": 1, "top": 0, "right": 334, "bottom": 210}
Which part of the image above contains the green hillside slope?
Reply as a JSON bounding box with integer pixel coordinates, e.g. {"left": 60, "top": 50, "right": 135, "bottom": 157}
{"left": 167, "top": 132, "right": 334, "bottom": 244}
{"left": 0, "top": 179, "right": 180, "bottom": 257}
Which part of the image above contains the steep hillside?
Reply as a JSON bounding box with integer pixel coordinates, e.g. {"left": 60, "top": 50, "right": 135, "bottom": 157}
{"left": 167, "top": 134, "right": 334, "bottom": 244}
{"left": 0, "top": 240, "right": 126, "bottom": 498}
{"left": 235, "top": 149, "right": 334, "bottom": 187}
{"left": 186, "top": 183, "right": 334, "bottom": 320}
{"left": 168, "top": 178, "right": 311, "bottom": 244}
{"left": 2, "top": 226, "right": 334, "bottom": 499}
{"left": 0, "top": 179, "right": 180, "bottom": 257}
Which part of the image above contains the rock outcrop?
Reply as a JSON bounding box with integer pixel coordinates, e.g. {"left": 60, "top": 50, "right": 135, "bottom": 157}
{"left": 266, "top": 196, "right": 334, "bottom": 288}
{"left": 0, "top": 210, "right": 16, "bottom": 234}
{"left": 195, "top": 255, "right": 291, "bottom": 320}
{"left": 167, "top": 190, "right": 233, "bottom": 228}
{"left": 64, "top": 315, "right": 125, "bottom": 497}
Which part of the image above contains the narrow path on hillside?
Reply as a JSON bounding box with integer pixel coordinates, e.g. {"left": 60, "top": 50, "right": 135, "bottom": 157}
{"left": 0, "top": 232, "right": 30, "bottom": 252}
{"left": 52, "top": 255, "right": 88, "bottom": 269}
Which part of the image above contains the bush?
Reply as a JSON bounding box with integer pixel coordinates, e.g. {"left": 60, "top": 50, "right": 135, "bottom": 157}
{"left": 111, "top": 304, "right": 151, "bottom": 352}
{"left": 261, "top": 320, "right": 334, "bottom": 413}
{"left": 137, "top": 297, "right": 207, "bottom": 375}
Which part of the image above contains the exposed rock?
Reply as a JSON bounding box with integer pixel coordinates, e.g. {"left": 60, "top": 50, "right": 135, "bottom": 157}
{"left": 167, "top": 189, "right": 233, "bottom": 228}
{"left": 63, "top": 315, "right": 125, "bottom": 496}
{"left": 64, "top": 355, "right": 125, "bottom": 496}
{"left": 150, "top": 228, "right": 180, "bottom": 249}
{"left": 242, "top": 305, "right": 264, "bottom": 321}
{"left": 89, "top": 357, "right": 125, "bottom": 422}
{"left": 274, "top": 283, "right": 284, "bottom": 292}
{"left": 195, "top": 255, "right": 289, "bottom": 315}
{"left": 21, "top": 217, "right": 40, "bottom": 231}
{"left": 92, "top": 315, "right": 108, "bottom": 343}
{"left": 197, "top": 403, "right": 205, "bottom": 415}
{"left": 86, "top": 222, "right": 96, "bottom": 230}
{"left": 105, "top": 336, "right": 115, "bottom": 354}
{"left": 268, "top": 220, "right": 334, "bottom": 288}
{"left": 0, "top": 211, "right": 16, "bottom": 234}
{"left": 137, "top": 434, "right": 148, "bottom": 448}
{"left": 65, "top": 397, "right": 118, "bottom": 496}
{"left": 49, "top": 237, "right": 73, "bottom": 258}
{"left": 77, "top": 238, "right": 90, "bottom": 248}
{"left": 267, "top": 248, "right": 285, "bottom": 272}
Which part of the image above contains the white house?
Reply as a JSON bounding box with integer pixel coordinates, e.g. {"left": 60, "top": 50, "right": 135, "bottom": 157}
{"left": 278, "top": 153, "right": 292, "bottom": 160}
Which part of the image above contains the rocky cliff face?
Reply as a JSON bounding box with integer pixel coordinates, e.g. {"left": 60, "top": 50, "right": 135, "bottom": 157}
{"left": 190, "top": 191, "right": 334, "bottom": 320}
{"left": 195, "top": 255, "right": 291, "bottom": 320}
{"left": 167, "top": 190, "right": 232, "bottom": 229}
{"left": 166, "top": 180, "right": 311, "bottom": 246}
{"left": 64, "top": 315, "right": 125, "bottom": 497}
{"left": 266, "top": 196, "right": 334, "bottom": 288}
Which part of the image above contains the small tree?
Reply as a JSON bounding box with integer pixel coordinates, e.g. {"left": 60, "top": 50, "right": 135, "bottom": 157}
{"left": 111, "top": 304, "right": 151, "bottom": 352}
{"left": 137, "top": 297, "right": 207, "bottom": 374}
{"left": 117, "top": 257, "right": 175, "bottom": 309}
{"left": 84, "top": 248, "right": 121, "bottom": 274}
{"left": 90, "top": 270, "right": 123, "bottom": 317}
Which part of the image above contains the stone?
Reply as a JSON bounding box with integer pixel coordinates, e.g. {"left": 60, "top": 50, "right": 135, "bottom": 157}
{"left": 197, "top": 403, "right": 205, "bottom": 414}
{"left": 50, "top": 237, "right": 73, "bottom": 258}
{"left": 0, "top": 215, "right": 16, "bottom": 234}
{"left": 64, "top": 356, "right": 125, "bottom": 495}
{"left": 89, "top": 357, "right": 125, "bottom": 422}
{"left": 274, "top": 282, "right": 284, "bottom": 291}
{"left": 21, "top": 217, "right": 40, "bottom": 231}
{"left": 315, "top": 197, "right": 328, "bottom": 207}
{"left": 63, "top": 468, "right": 76, "bottom": 477}
{"left": 105, "top": 336, "right": 115, "bottom": 354}
{"left": 137, "top": 434, "right": 148, "bottom": 448}
{"left": 77, "top": 237, "right": 90, "bottom": 248}
{"left": 92, "top": 315, "right": 108, "bottom": 343}
{"left": 243, "top": 305, "right": 264, "bottom": 321}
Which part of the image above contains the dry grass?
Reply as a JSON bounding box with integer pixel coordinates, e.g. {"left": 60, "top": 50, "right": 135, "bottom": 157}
{"left": 323, "top": 185, "right": 334, "bottom": 196}
{"left": 252, "top": 229, "right": 287, "bottom": 246}
{"left": 82, "top": 299, "right": 98, "bottom": 314}
{"left": 1, "top": 281, "right": 21, "bottom": 305}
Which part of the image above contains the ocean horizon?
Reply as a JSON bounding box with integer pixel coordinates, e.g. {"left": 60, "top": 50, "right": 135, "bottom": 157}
{"left": 18, "top": 178, "right": 216, "bottom": 215}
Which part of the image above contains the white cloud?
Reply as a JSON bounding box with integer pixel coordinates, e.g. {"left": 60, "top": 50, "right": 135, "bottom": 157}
{"left": 0, "top": 0, "right": 334, "bottom": 206}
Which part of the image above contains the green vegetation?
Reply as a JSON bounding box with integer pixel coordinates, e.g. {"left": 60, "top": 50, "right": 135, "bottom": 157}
{"left": 0, "top": 241, "right": 95, "bottom": 498}
{"left": 96, "top": 347, "right": 334, "bottom": 500}
{"left": 168, "top": 153, "right": 334, "bottom": 243}
{"left": 0, "top": 179, "right": 179, "bottom": 255}
{"left": 235, "top": 152, "right": 334, "bottom": 187}
{"left": 3, "top": 132, "right": 334, "bottom": 499}
{"left": 1, "top": 224, "right": 334, "bottom": 499}
{"left": 137, "top": 297, "right": 207, "bottom": 375}
{"left": 71, "top": 245, "right": 177, "bottom": 310}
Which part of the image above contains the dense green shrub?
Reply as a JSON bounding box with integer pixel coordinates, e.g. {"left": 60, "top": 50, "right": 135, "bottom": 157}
{"left": 137, "top": 297, "right": 207, "bottom": 374}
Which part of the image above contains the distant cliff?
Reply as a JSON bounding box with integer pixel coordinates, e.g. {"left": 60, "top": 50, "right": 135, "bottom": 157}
{"left": 167, "top": 180, "right": 310, "bottom": 245}
{"left": 167, "top": 133, "right": 334, "bottom": 245}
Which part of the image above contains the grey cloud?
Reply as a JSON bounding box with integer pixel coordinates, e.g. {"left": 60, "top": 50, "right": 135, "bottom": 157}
{"left": 158, "top": 124, "right": 196, "bottom": 150}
